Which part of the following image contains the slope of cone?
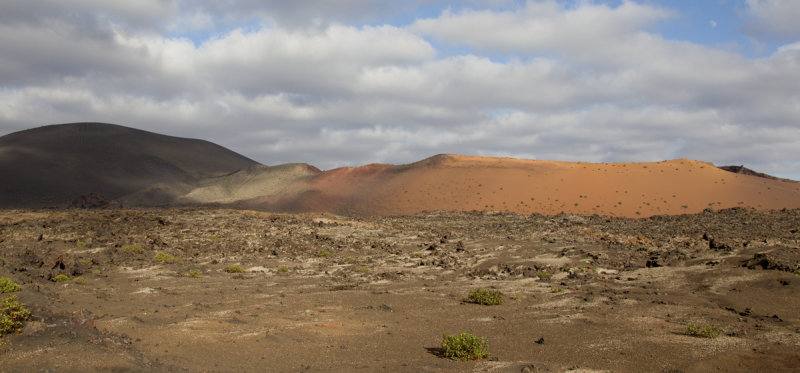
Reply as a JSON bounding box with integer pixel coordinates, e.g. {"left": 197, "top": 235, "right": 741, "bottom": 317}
{"left": 0, "top": 122, "right": 258, "bottom": 207}
{"left": 250, "top": 154, "right": 800, "bottom": 217}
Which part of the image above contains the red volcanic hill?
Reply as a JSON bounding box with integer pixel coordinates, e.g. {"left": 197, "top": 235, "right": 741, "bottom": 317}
{"left": 238, "top": 154, "right": 800, "bottom": 217}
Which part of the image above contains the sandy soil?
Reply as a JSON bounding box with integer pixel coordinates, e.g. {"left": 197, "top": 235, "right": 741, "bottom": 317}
{"left": 244, "top": 155, "right": 800, "bottom": 217}
{"left": 1, "top": 208, "right": 799, "bottom": 372}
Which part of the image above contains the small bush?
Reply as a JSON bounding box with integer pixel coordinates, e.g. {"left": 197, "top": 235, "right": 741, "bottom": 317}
{"left": 441, "top": 333, "right": 490, "bottom": 361}
{"left": 154, "top": 252, "right": 182, "bottom": 264}
{"left": 51, "top": 274, "right": 70, "bottom": 283}
{"left": 686, "top": 324, "right": 719, "bottom": 338}
{"left": 91, "top": 269, "right": 102, "bottom": 275}
{"left": 353, "top": 265, "right": 370, "bottom": 273}
{"left": 551, "top": 286, "right": 564, "bottom": 293}
{"left": 72, "top": 276, "right": 87, "bottom": 285}
{"left": 123, "top": 244, "right": 146, "bottom": 254}
{"left": 0, "top": 295, "right": 31, "bottom": 337}
{"left": 76, "top": 241, "right": 88, "bottom": 247}
{"left": 182, "top": 269, "right": 203, "bottom": 278}
{"left": 224, "top": 265, "right": 245, "bottom": 273}
{"left": 465, "top": 288, "right": 504, "bottom": 305}
{"left": 0, "top": 277, "right": 21, "bottom": 293}
{"left": 536, "top": 270, "right": 552, "bottom": 280}
{"left": 276, "top": 266, "right": 289, "bottom": 273}
{"left": 343, "top": 257, "right": 357, "bottom": 264}
{"left": 315, "top": 249, "right": 331, "bottom": 258}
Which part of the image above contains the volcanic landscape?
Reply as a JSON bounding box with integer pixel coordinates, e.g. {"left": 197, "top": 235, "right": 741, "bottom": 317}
{"left": 1, "top": 123, "right": 799, "bottom": 372}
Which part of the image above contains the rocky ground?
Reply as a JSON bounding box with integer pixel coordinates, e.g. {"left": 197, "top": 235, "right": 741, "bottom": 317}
{"left": 1, "top": 208, "right": 799, "bottom": 372}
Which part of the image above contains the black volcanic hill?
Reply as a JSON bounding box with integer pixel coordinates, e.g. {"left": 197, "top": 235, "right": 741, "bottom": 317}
{"left": 0, "top": 122, "right": 259, "bottom": 208}
{"left": 719, "top": 165, "right": 796, "bottom": 183}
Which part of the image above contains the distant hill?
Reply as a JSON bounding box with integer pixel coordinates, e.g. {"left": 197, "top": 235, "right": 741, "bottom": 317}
{"left": 0, "top": 122, "right": 258, "bottom": 208}
{"left": 718, "top": 165, "right": 796, "bottom": 183}
{"left": 3, "top": 123, "right": 800, "bottom": 217}
{"left": 242, "top": 154, "right": 800, "bottom": 217}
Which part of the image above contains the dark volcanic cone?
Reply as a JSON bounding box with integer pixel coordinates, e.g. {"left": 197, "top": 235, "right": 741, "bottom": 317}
{"left": 0, "top": 122, "right": 258, "bottom": 208}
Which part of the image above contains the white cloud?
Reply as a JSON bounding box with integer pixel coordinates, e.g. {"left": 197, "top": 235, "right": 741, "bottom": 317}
{"left": 743, "top": 0, "right": 800, "bottom": 40}
{"left": 0, "top": 1, "right": 799, "bottom": 179}
{"left": 411, "top": 1, "right": 673, "bottom": 55}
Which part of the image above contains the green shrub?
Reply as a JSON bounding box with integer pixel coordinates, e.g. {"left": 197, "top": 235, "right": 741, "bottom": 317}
{"left": 0, "top": 277, "right": 20, "bottom": 293}
{"left": 441, "top": 333, "right": 489, "bottom": 361}
{"left": 276, "top": 266, "right": 289, "bottom": 273}
{"left": 0, "top": 295, "right": 31, "bottom": 337}
{"left": 353, "top": 265, "right": 370, "bottom": 273}
{"left": 315, "top": 249, "right": 331, "bottom": 258}
{"left": 465, "top": 288, "right": 504, "bottom": 305}
{"left": 72, "top": 276, "right": 87, "bottom": 284}
{"left": 551, "top": 286, "right": 564, "bottom": 293}
{"left": 686, "top": 324, "right": 719, "bottom": 338}
{"left": 154, "top": 252, "right": 182, "bottom": 264}
{"left": 76, "top": 241, "right": 88, "bottom": 247}
{"left": 536, "top": 270, "right": 552, "bottom": 279}
{"left": 224, "top": 265, "right": 245, "bottom": 273}
{"left": 51, "top": 274, "right": 70, "bottom": 283}
{"left": 182, "top": 269, "right": 203, "bottom": 278}
{"left": 123, "top": 244, "right": 146, "bottom": 254}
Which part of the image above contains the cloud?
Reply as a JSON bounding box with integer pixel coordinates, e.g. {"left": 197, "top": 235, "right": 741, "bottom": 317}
{"left": 411, "top": 1, "right": 674, "bottom": 56}
{"left": 0, "top": 1, "right": 799, "bottom": 179}
{"left": 742, "top": 0, "right": 800, "bottom": 40}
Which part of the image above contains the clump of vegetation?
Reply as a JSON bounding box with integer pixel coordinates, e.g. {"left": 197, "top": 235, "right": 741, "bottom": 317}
{"left": 224, "top": 265, "right": 245, "bottom": 273}
{"left": 574, "top": 265, "right": 596, "bottom": 273}
{"left": 536, "top": 270, "right": 552, "bottom": 280}
{"left": 343, "top": 257, "right": 357, "bottom": 263}
{"left": 794, "top": 269, "right": 800, "bottom": 276}
{"left": 0, "top": 277, "right": 21, "bottom": 293}
{"left": 154, "top": 252, "right": 182, "bottom": 264}
{"left": 1, "top": 295, "right": 31, "bottom": 337}
{"left": 551, "top": 286, "right": 564, "bottom": 293}
{"left": 51, "top": 274, "right": 70, "bottom": 283}
{"left": 465, "top": 288, "right": 504, "bottom": 305}
{"left": 276, "top": 266, "right": 289, "bottom": 273}
{"left": 441, "top": 333, "right": 490, "bottom": 361}
{"left": 72, "top": 276, "right": 87, "bottom": 285}
{"left": 182, "top": 269, "right": 203, "bottom": 278}
{"left": 353, "top": 265, "right": 370, "bottom": 273}
{"left": 123, "top": 244, "right": 146, "bottom": 254}
{"left": 91, "top": 269, "right": 102, "bottom": 275}
{"left": 686, "top": 324, "right": 719, "bottom": 338}
{"left": 76, "top": 241, "right": 88, "bottom": 247}
{"left": 315, "top": 249, "right": 331, "bottom": 258}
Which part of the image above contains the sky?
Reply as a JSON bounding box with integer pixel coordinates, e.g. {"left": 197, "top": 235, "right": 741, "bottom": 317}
{"left": 1, "top": 1, "right": 799, "bottom": 179}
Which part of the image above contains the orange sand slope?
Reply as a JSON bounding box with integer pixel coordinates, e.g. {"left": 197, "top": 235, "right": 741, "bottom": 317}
{"left": 245, "top": 154, "right": 800, "bottom": 217}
